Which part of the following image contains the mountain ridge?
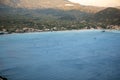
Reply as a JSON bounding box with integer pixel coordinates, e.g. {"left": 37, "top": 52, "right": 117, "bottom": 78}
{"left": 0, "top": 0, "right": 105, "bottom": 13}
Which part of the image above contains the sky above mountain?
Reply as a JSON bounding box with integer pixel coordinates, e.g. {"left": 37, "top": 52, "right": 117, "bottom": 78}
{"left": 69, "top": 0, "right": 120, "bottom": 7}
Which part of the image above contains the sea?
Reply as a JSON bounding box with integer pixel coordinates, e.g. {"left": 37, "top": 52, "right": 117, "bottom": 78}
{"left": 0, "top": 30, "right": 120, "bottom": 80}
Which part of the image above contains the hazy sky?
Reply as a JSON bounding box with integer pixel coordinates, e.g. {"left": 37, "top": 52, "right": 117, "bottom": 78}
{"left": 69, "top": 0, "right": 120, "bottom": 7}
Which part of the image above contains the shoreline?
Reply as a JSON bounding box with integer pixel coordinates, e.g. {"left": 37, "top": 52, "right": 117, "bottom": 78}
{"left": 0, "top": 29, "right": 120, "bottom": 35}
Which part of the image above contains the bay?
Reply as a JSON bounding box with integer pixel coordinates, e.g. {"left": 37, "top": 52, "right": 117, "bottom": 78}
{"left": 0, "top": 30, "right": 120, "bottom": 80}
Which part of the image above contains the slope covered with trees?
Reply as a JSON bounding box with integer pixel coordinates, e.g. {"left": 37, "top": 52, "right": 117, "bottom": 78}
{"left": 94, "top": 7, "right": 120, "bottom": 25}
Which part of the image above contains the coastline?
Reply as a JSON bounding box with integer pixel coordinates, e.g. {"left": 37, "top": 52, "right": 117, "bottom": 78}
{"left": 0, "top": 29, "right": 120, "bottom": 35}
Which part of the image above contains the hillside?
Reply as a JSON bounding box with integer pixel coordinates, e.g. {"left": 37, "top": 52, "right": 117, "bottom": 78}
{"left": 0, "top": 6, "right": 93, "bottom": 32}
{"left": 94, "top": 7, "right": 120, "bottom": 25}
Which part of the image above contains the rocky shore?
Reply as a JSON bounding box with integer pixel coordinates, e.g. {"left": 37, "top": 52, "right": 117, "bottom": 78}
{"left": 0, "top": 76, "right": 7, "bottom": 80}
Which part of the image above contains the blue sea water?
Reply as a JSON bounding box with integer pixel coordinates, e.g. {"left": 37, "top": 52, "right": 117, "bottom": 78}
{"left": 0, "top": 30, "right": 120, "bottom": 80}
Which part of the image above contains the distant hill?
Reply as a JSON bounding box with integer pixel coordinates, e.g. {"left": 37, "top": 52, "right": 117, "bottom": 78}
{"left": 94, "top": 7, "right": 120, "bottom": 25}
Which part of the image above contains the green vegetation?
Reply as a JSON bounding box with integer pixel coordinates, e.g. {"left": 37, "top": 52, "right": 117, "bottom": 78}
{"left": 94, "top": 7, "right": 120, "bottom": 25}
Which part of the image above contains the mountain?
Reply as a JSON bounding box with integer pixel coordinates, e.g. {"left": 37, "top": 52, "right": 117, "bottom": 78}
{"left": 94, "top": 7, "right": 120, "bottom": 25}
{"left": 0, "top": 0, "right": 104, "bottom": 13}
{"left": 0, "top": 0, "right": 120, "bottom": 32}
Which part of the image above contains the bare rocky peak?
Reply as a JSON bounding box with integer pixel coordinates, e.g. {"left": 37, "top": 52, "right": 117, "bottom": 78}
{"left": 0, "top": 0, "right": 78, "bottom": 8}
{"left": 0, "top": 0, "right": 104, "bottom": 13}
